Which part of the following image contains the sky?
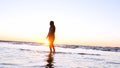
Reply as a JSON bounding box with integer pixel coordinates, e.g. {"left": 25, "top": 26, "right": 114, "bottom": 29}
{"left": 0, "top": 0, "right": 120, "bottom": 47}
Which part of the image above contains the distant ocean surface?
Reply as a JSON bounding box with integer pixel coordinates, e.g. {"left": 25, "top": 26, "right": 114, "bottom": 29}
{"left": 0, "top": 41, "right": 120, "bottom": 68}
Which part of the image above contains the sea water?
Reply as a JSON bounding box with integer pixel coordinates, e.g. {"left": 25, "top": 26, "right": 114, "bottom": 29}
{"left": 0, "top": 41, "right": 120, "bottom": 68}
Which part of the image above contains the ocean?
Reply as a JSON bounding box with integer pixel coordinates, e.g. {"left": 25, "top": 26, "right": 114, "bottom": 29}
{"left": 0, "top": 41, "right": 120, "bottom": 68}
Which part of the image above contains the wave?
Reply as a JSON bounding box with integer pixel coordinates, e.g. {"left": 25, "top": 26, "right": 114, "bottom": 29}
{"left": 0, "top": 41, "right": 120, "bottom": 52}
{"left": 56, "top": 45, "right": 120, "bottom": 52}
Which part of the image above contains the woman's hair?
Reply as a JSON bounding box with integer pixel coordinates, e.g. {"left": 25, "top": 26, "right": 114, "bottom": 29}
{"left": 50, "top": 21, "right": 54, "bottom": 26}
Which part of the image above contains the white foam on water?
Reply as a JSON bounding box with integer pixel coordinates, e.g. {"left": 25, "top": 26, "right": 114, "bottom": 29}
{"left": 0, "top": 42, "right": 120, "bottom": 68}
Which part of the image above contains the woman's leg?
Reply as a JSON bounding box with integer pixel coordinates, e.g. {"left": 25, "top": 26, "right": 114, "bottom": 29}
{"left": 49, "top": 36, "right": 55, "bottom": 53}
{"left": 49, "top": 42, "right": 52, "bottom": 53}
{"left": 50, "top": 43, "right": 55, "bottom": 53}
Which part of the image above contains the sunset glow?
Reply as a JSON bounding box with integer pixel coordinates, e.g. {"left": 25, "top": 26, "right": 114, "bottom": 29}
{"left": 0, "top": 0, "right": 120, "bottom": 47}
{"left": 44, "top": 39, "right": 49, "bottom": 46}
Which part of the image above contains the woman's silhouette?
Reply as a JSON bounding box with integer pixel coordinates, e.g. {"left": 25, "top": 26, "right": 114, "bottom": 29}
{"left": 46, "top": 21, "right": 56, "bottom": 53}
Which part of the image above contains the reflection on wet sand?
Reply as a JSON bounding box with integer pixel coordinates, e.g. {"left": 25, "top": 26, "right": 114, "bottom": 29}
{"left": 46, "top": 52, "right": 54, "bottom": 68}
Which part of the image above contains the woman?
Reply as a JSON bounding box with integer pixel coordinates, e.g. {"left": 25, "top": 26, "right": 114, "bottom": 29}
{"left": 46, "top": 21, "right": 56, "bottom": 53}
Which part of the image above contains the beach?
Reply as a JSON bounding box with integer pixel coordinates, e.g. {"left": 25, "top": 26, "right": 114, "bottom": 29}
{"left": 0, "top": 41, "right": 120, "bottom": 68}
